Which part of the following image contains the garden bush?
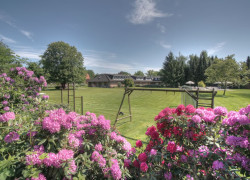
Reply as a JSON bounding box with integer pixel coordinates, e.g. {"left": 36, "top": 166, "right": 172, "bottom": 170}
{"left": 0, "top": 67, "right": 249, "bottom": 179}
{"left": 127, "top": 104, "right": 250, "bottom": 179}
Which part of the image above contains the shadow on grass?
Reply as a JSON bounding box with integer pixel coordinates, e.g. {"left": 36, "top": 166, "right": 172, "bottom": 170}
{"left": 229, "top": 92, "right": 250, "bottom": 99}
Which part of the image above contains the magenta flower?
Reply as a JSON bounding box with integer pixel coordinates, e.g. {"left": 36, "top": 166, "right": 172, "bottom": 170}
{"left": 136, "top": 140, "right": 143, "bottom": 148}
{"left": 4, "top": 131, "right": 20, "bottom": 143}
{"left": 140, "top": 162, "right": 148, "bottom": 172}
{"left": 2, "top": 100, "right": 8, "bottom": 105}
{"left": 95, "top": 143, "right": 103, "bottom": 151}
{"left": 30, "top": 173, "right": 46, "bottom": 180}
{"left": 164, "top": 172, "right": 172, "bottom": 180}
{"left": 212, "top": 160, "right": 224, "bottom": 170}
{"left": 0, "top": 112, "right": 15, "bottom": 122}
{"left": 110, "top": 159, "right": 122, "bottom": 180}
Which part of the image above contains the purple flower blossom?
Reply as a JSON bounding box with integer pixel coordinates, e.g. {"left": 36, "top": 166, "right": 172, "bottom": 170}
{"left": 212, "top": 160, "right": 224, "bottom": 170}
{"left": 4, "top": 131, "right": 19, "bottom": 143}
{"left": 2, "top": 100, "right": 8, "bottom": 105}
{"left": 95, "top": 143, "right": 103, "bottom": 151}
{"left": 164, "top": 172, "right": 172, "bottom": 180}
{"left": 3, "top": 106, "right": 10, "bottom": 111}
{"left": 110, "top": 159, "right": 122, "bottom": 180}
{"left": 214, "top": 106, "right": 228, "bottom": 116}
{"left": 191, "top": 115, "right": 201, "bottom": 123}
{"left": 150, "top": 149, "right": 157, "bottom": 156}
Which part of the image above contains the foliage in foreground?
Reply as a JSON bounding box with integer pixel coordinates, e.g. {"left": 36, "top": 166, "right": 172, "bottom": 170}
{"left": 0, "top": 67, "right": 249, "bottom": 179}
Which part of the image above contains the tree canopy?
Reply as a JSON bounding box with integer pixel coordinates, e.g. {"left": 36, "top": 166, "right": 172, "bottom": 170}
{"left": 134, "top": 70, "right": 144, "bottom": 76}
{"left": 118, "top": 71, "right": 131, "bottom": 75}
{"left": 146, "top": 70, "right": 159, "bottom": 77}
{"left": 0, "top": 41, "right": 26, "bottom": 73}
{"left": 27, "top": 62, "right": 44, "bottom": 77}
{"left": 161, "top": 52, "right": 186, "bottom": 87}
{"left": 205, "top": 55, "right": 240, "bottom": 95}
{"left": 40, "top": 41, "right": 85, "bottom": 88}
{"left": 86, "top": 69, "right": 95, "bottom": 79}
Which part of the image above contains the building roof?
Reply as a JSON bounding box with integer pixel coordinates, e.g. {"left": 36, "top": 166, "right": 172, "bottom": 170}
{"left": 88, "top": 74, "right": 162, "bottom": 83}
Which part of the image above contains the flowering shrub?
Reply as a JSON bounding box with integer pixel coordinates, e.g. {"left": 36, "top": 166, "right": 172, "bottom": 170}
{"left": 0, "top": 67, "right": 47, "bottom": 115}
{"left": 127, "top": 104, "right": 250, "bottom": 179}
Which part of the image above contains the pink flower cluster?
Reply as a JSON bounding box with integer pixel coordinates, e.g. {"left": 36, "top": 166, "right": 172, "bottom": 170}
{"left": 42, "top": 109, "right": 77, "bottom": 133}
{"left": 4, "top": 131, "right": 20, "bottom": 143}
{"left": 109, "top": 132, "right": 132, "bottom": 152}
{"left": 0, "top": 112, "right": 15, "bottom": 122}
{"left": 91, "top": 151, "right": 106, "bottom": 168}
{"left": 26, "top": 148, "right": 75, "bottom": 169}
{"left": 110, "top": 159, "right": 122, "bottom": 180}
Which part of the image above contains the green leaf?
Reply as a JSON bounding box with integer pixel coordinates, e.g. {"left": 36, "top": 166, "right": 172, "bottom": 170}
{"left": 38, "top": 138, "right": 47, "bottom": 145}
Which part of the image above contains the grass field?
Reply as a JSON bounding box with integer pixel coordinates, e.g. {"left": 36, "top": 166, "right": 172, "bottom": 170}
{"left": 43, "top": 87, "right": 250, "bottom": 144}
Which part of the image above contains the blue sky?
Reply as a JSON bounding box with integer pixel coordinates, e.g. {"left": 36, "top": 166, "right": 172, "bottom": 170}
{"left": 0, "top": 0, "right": 249, "bottom": 74}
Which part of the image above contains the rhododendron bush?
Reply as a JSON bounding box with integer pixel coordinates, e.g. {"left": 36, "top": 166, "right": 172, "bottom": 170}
{"left": 127, "top": 104, "right": 250, "bottom": 179}
{"left": 1, "top": 68, "right": 249, "bottom": 179}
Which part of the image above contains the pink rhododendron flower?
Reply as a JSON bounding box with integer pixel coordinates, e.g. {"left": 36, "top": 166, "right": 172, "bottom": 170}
{"left": 140, "top": 162, "right": 148, "bottom": 172}
{"left": 164, "top": 172, "right": 172, "bottom": 180}
{"left": 212, "top": 160, "right": 224, "bottom": 170}
{"left": 124, "top": 159, "right": 131, "bottom": 168}
{"left": 0, "top": 112, "right": 15, "bottom": 122}
{"left": 138, "top": 152, "right": 147, "bottom": 162}
{"left": 136, "top": 140, "right": 143, "bottom": 148}
{"left": 214, "top": 106, "right": 228, "bottom": 116}
{"left": 95, "top": 143, "right": 103, "bottom": 151}
{"left": 110, "top": 159, "right": 122, "bottom": 180}
{"left": 191, "top": 115, "right": 201, "bottom": 123}
{"left": 150, "top": 149, "right": 157, "bottom": 156}
{"left": 30, "top": 173, "right": 46, "bottom": 180}
{"left": 4, "top": 131, "right": 19, "bottom": 143}
{"left": 167, "top": 141, "right": 177, "bottom": 153}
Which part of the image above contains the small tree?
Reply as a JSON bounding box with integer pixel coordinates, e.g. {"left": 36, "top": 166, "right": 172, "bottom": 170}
{"left": 40, "top": 41, "right": 85, "bottom": 89}
{"left": 0, "top": 41, "right": 26, "bottom": 73}
{"left": 118, "top": 71, "right": 131, "bottom": 75}
{"left": 205, "top": 55, "right": 240, "bottom": 95}
{"left": 134, "top": 70, "right": 144, "bottom": 76}
{"left": 198, "top": 81, "right": 206, "bottom": 87}
{"left": 123, "top": 78, "right": 134, "bottom": 87}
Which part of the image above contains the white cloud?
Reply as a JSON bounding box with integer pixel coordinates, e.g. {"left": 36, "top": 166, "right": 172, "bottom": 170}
{"left": 128, "top": 0, "right": 172, "bottom": 24}
{"left": 0, "top": 12, "right": 33, "bottom": 41}
{"left": 159, "top": 41, "right": 171, "bottom": 49}
{"left": 0, "top": 34, "right": 16, "bottom": 43}
{"left": 14, "top": 46, "right": 44, "bottom": 59}
{"left": 20, "top": 30, "right": 33, "bottom": 41}
{"left": 157, "top": 23, "right": 166, "bottom": 33}
{"left": 84, "top": 50, "right": 161, "bottom": 74}
{"left": 207, "top": 42, "right": 226, "bottom": 55}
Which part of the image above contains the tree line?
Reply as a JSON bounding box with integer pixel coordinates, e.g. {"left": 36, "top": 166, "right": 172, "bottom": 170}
{"left": 161, "top": 51, "right": 250, "bottom": 89}
{"left": 1, "top": 40, "right": 249, "bottom": 91}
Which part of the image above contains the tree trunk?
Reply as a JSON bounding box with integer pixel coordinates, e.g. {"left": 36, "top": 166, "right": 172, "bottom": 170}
{"left": 223, "top": 81, "right": 227, "bottom": 96}
{"left": 61, "top": 83, "right": 66, "bottom": 89}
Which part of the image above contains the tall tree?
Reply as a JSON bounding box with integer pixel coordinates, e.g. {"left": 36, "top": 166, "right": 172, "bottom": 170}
{"left": 205, "top": 55, "right": 240, "bottom": 95}
{"left": 40, "top": 41, "right": 85, "bottom": 89}
{"left": 161, "top": 52, "right": 184, "bottom": 87}
{"left": 246, "top": 56, "right": 250, "bottom": 70}
{"left": 197, "top": 51, "right": 209, "bottom": 82}
{"left": 134, "top": 70, "right": 144, "bottom": 76}
{"left": 0, "top": 41, "right": 26, "bottom": 73}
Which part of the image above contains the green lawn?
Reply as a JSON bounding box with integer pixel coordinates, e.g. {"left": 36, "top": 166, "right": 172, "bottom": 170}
{"left": 43, "top": 87, "right": 250, "bottom": 144}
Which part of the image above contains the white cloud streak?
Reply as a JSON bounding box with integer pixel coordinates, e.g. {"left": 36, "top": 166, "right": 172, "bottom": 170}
{"left": 0, "top": 12, "right": 33, "bottom": 41}
{"left": 0, "top": 34, "right": 16, "bottom": 43}
{"left": 84, "top": 50, "right": 160, "bottom": 74}
{"left": 14, "top": 46, "right": 44, "bottom": 59}
{"left": 157, "top": 23, "right": 166, "bottom": 33}
{"left": 128, "top": 0, "right": 172, "bottom": 24}
{"left": 207, "top": 42, "right": 226, "bottom": 55}
{"left": 159, "top": 41, "right": 171, "bottom": 49}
